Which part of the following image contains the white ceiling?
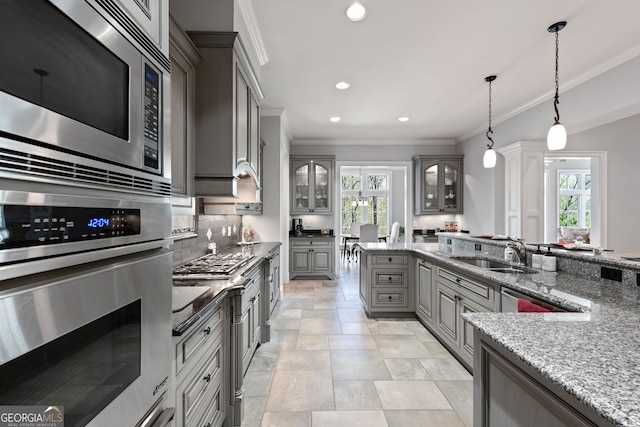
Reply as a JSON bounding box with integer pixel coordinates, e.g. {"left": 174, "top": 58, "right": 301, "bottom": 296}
{"left": 174, "top": 0, "right": 640, "bottom": 142}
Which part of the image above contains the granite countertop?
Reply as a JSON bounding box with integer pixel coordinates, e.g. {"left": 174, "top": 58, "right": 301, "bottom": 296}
{"left": 435, "top": 232, "right": 640, "bottom": 271}
{"left": 358, "top": 241, "right": 640, "bottom": 427}
{"left": 171, "top": 242, "right": 281, "bottom": 336}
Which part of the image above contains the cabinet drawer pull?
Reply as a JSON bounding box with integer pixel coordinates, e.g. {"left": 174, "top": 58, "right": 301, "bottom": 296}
{"left": 203, "top": 327, "right": 211, "bottom": 335}
{"left": 203, "top": 373, "right": 211, "bottom": 382}
{"left": 456, "top": 278, "right": 461, "bottom": 284}
{"left": 388, "top": 295, "right": 393, "bottom": 300}
{"left": 388, "top": 276, "right": 392, "bottom": 281}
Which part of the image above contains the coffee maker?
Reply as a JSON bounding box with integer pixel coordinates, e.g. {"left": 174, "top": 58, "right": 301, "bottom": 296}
{"left": 292, "top": 218, "right": 303, "bottom": 236}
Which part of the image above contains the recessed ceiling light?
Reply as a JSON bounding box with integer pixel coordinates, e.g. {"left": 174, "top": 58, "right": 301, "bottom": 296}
{"left": 335, "top": 81, "right": 350, "bottom": 90}
{"left": 330, "top": 117, "right": 341, "bottom": 122}
{"left": 398, "top": 117, "right": 409, "bottom": 122}
{"left": 346, "top": 2, "right": 366, "bottom": 21}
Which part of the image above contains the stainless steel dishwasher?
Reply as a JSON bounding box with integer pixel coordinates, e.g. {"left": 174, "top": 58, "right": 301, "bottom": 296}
{"left": 501, "top": 287, "right": 567, "bottom": 312}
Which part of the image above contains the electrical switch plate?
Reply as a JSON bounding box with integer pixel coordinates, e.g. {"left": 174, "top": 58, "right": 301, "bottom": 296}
{"left": 446, "top": 238, "right": 452, "bottom": 245}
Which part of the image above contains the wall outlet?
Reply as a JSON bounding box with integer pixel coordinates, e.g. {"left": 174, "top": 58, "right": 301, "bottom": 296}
{"left": 601, "top": 266, "right": 622, "bottom": 282}
{"left": 446, "top": 238, "right": 452, "bottom": 245}
{"left": 474, "top": 243, "right": 482, "bottom": 251}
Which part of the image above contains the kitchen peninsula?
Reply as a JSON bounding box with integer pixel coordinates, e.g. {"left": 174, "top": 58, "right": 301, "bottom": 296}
{"left": 357, "top": 234, "right": 640, "bottom": 427}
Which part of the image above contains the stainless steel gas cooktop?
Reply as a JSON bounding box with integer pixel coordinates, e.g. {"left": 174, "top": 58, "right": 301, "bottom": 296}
{"left": 173, "top": 252, "right": 254, "bottom": 280}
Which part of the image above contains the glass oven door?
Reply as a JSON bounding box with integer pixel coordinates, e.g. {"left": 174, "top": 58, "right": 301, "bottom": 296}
{"left": 0, "top": 248, "right": 172, "bottom": 426}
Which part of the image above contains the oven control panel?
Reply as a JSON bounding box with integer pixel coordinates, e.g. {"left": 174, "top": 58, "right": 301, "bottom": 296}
{"left": 0, "top": 205, "right": 140, "bottom": 249}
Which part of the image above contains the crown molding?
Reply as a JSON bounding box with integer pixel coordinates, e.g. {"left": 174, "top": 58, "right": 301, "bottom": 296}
{"left": 237, "top": 0, "right": 269, "bottom": 66}
{"left": 292, "top": 139, "right": 456, "bottom": 146}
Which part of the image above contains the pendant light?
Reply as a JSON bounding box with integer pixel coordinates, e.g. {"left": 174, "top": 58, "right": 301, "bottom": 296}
{"left": 547, "top": 21, "right": 567, "bottom": 151}
{"left": 483, "top": 75, "right": 497, "bottom": 168}
{"left": 351, "top": 169, "right": 368, "bottom": 207}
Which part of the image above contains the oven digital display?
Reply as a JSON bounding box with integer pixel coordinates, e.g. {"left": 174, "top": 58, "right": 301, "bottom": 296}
{"left": 88, "top": 217, "right": 111, "bottom": 228}
{"left": 0, "top": 205, "right": 141, "bottom": 249}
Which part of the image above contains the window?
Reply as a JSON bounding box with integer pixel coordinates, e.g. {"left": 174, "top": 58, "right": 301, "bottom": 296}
{"left": 340, "top": 170, "right": 390, "bottom": 235}
{"left": 558, "top": 171, "right": 591, "bottom": 228}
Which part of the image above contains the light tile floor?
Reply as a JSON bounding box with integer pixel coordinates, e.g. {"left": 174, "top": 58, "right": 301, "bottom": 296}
{"left": 241, "top": 263, "right": 473, "bottom": 427}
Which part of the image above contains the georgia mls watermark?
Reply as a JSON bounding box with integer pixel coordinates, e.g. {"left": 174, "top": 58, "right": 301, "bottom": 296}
{"left": 0, "top": 406, "right": 64, "bottom": 427}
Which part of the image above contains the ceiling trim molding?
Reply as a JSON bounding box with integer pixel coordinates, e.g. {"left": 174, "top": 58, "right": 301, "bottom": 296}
{"left": 237, "top": 0, "right": 269, "bottom": 66}
{"left": 457, "top": 44, "right": 640, "bottom": 143}
{"left": 292, "top": 139, "right": 456, "bottom": 146}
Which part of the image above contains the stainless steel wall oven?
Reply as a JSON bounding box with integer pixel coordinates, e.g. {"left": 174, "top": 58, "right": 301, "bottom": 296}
{"left": 0, "top": 1, "right": 174, "bottom": 426}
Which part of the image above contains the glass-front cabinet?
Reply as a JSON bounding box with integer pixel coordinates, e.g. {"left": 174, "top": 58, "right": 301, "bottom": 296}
{"left": 291, "top": 156, "right": 335, "bottom": 214}
{"left": 413, "top": 155, "right": 464, "bottom": 214}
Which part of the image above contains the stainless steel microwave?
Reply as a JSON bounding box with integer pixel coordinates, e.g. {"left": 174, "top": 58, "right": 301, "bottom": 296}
{"left": 0, "top": 0, "right": 170, "bottom": 177}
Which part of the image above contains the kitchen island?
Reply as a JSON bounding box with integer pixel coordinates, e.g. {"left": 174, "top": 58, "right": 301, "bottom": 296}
{"left": 357, "top": 239, "right": 640, "bottom": 427}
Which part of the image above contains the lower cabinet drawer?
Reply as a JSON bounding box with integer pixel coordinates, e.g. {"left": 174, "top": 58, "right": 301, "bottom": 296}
{"left": 192, "top": 381, "right": 224, "bottom": 427}
{"left": 372, "top": 288, "right": 408, "bottom": 307}
{"left": 372, "top": 254, "right": 408, "bottom": 265}
{"left": 181, "top": 335, "right": 224, "bottom": 426}
{"left": 437, "top": 267, "right": 495, "bottom": 309}
{"left": 373, "top": 269, "right": 406, "bottom": 286}
{"left": 176, "top": 305, "right": 224, "bottom": 375}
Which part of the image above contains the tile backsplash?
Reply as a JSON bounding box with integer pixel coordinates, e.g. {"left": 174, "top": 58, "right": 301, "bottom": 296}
{"left": 172, "top": 213, "right": 242, "bottom": 267}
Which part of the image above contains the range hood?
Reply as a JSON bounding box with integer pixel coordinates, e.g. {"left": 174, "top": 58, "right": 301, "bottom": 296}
{"left": 202, "top": 174, "right": 262, "bottom": 215}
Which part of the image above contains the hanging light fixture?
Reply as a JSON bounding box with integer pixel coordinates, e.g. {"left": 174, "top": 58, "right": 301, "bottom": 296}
{"left": 483, "top": 75, "right": 497, "bottom": 168}
{"left": 351, "top": 169, "right": 368, "bottom": 207}
{"left": 547, "top": 21, "right": 567, "bottom": 150}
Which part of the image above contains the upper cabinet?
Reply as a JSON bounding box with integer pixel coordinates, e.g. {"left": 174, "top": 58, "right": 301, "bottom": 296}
{"left": 169, "top": 17, "right": 200, "bottom": 207}
{"left": 189, "top": 32, "right": 264, "bottom": 197}
{"left": 291, "top": 156, "right": 335, "bottom": 215}
{"left": 414, "top": 155, "right": 464, "bottom": 214}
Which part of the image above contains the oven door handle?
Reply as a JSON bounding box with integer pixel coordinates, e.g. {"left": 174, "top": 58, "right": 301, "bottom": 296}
{"left": 150, "top": 408, "right": 175, "bottom": 427}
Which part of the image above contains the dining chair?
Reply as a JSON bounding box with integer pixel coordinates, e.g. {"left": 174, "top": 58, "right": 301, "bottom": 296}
{"left": 389, "top": 221, "right": 401, "bottom": 243}
{"left": 345, "top": 221, "right": 364, "bottom": 261}
{"left": 352, "top": 223, "right": 378, "bottom": 262}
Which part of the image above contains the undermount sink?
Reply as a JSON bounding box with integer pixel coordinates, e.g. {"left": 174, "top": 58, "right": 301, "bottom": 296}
{"left": 450, "top": 256, "right": 537, "bottom": 274}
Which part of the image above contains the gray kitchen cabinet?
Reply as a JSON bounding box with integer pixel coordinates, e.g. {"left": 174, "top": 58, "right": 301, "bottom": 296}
{"left": 268, "top": 247, "right": 281, "bottom": 315}
{"left": 262, "top": 246, "right": 281, "bottom": 342}
{"left": 189, "top": 32, "right": 264, "bottom": 197}
{"left": 359, "top": 251, "right": 413, "bottom": 316}
{"left": 228, "top": 265, "right": 263, "bottom": 427}
{"left": 290, "top": 156, "right": 335, "bottom": 214}
{"left": 169, "top": 17, "right": 199, "bottom": 208}
{"left": 173, "top": 296, "right": 228, "bottom": 427}
{"left": 416, "top": 257, "right": 436, "bottom": 327}
{"left": 473, "top": 330, "right": 612, "bottom": 427}
{"left": 290, "top": 237, "right": 335, "bottom": 279}
{"left": 239, "top": 268, "right": 262, "bottom": 376}
{"left": 435, "top": 266, "right": 496, "bottom": 370}
{"left": 413, "top": 155, "right": 464, "bottom": 214}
